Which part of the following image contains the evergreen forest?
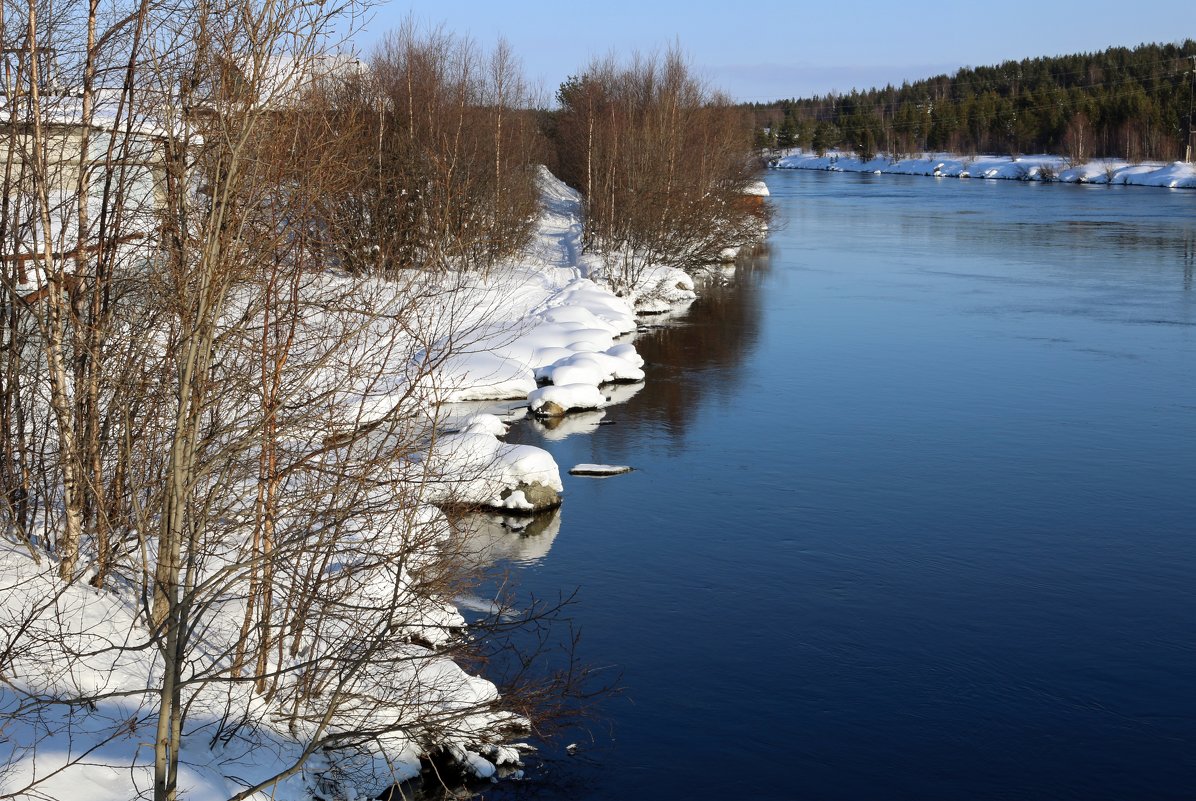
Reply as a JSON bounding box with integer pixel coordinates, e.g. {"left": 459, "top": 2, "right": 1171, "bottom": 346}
{"left": 748, "top": 40, "right": 1196, "bottom": 162}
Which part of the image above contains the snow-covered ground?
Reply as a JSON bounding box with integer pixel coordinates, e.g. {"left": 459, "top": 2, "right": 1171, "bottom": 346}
{"left": 0, "top": 168, "right": 694, "bottom": 800}
{"left": 773, "top": 150, "right": 1196, "bottom": 189}
{"left": 0, "top": 529, "right": 518, "bottom": 799}
{"left": 416, "top": 168, "right": 654, "bottom": 411}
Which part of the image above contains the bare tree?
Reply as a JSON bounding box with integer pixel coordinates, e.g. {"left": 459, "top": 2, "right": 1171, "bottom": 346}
{"left": 321, "top": 21, "right": 545, "bottom": 277}
{"left": 552, "top": 47, "right": 767, "bottom": 294}
{"left": 1, "top": 0, "right": 165, "bottom": 585}
{"left": 1064, "top": 111, "right": 1092, "bottom": 166}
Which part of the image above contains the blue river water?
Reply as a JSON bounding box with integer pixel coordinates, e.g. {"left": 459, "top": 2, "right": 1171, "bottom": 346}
{"left": 486, "top": 170, "right": 1196, "bottom": 801}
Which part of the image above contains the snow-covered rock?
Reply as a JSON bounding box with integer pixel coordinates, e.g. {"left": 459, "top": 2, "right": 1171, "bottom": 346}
{"left": 527, "top": 383, "right": 606, "bottom": 417}
{"left": 536, "top": 349, "right": 645, "bottom": 386}
{"left": 569, "top": 464, "right": 633, "bottom": 476}
{"left": 626, "top": 265, "right": 698, "bottom": 313}
{"left": 418, "top": 429, "right": 563, "bottom": 512}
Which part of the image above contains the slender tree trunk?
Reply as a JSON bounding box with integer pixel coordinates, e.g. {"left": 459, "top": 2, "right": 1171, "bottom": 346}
{"left": 25, "top": 0, "right": 86, "bottom": 580}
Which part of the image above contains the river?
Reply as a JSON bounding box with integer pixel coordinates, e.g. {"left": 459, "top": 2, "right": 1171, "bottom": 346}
{"left": 481, "top": 170, "right": 1196, "bottom": 801}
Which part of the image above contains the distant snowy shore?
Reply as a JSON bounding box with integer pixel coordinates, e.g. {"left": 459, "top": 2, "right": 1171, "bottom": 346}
{"left": 771, "top": 150, "right": 1196, "bottom": 189}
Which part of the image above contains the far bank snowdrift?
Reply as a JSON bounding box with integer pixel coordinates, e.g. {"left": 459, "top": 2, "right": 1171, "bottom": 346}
{"left": 773, "top": 150, "right": 1196, "bottom": 189}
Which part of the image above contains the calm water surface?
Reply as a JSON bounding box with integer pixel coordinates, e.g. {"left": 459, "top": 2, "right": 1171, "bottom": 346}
{"left": 487, "top": 171, "right": 1196, "bottom": 801}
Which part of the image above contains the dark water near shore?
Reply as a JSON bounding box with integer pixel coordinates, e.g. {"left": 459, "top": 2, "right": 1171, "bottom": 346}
{"left": 488, "top": 172, "right": 1196, "bottom": 801}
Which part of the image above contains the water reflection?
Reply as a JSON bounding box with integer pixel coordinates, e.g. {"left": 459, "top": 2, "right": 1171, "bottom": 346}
{"left": 486, "top": 169, "right": 1196, "bottom": 801}
{"left": 454, "top": 507, "right": 563, "bottom": 569}
{"left": 638, "top": 251, "right": 768, "bottom": 374}
{"left": 529, "top": 409, "right": 607, "bottom": 441}
{"left": 1184, "top": 231, "right": 1194, "bottom": 291}
{"left": 586, "top": 249, "right": 769, "bottom": 455}
{"left": 783, "top": 172, "right": 1196, "bottom": 292}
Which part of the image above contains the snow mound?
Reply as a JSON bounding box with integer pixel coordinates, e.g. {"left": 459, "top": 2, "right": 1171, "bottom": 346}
{"left": 418, "top": 430, "right": 563, "bottom": 511}
{"left": 627, "top": 265, "right": 698, "bottom": 314}
{"left": 527, "top": 383, "right": 606, "bottom": 417}
{"left": 537, "top": 348, "right": 645, "bottom": 386}
{"left": 460, "top": 412, "right": 509, "bottom": 437}
{"left": 743, "top": 179, "right": 770, "bottom": 196}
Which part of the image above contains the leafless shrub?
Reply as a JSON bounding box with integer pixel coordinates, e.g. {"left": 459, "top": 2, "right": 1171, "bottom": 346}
{"left": 318, "top": 22, "right": 547, "bottom": 277}
{"left": 550, "top": 48, "right": 767, "bottom": 293}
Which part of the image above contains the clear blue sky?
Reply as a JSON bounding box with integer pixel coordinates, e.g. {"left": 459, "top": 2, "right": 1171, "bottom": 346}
{"left": 348, "top": 1, "right": 1195, "bottom": 102}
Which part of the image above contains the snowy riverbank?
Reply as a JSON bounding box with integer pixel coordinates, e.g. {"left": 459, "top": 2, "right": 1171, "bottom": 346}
{"left": 0, "top": 168, "right": 699, "bottom": 800}
{"left": 772, "top": 150, "right": 1196, "bottom": 189}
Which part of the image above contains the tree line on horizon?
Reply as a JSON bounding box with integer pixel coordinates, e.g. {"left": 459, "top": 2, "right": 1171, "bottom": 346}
{"left": 747, "top": 40, "right": 1196, "bottom": 163}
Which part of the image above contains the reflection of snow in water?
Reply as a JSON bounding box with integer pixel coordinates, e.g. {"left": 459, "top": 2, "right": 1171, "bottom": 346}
{"left": 531, "top": 409, "right": 605, "bottom": 440}
{"left": 454, "top": 508, "right": 562, "bottom": 568}
{"left": 454, "top": 595, "right": 504, "bottom": 617}
{"left": 447, "top": 380, "right": 644, "bottom": 443}
{"left": 438, "top": 400, "right": 529, "bottom": 433}
{"left": 635, "top": 299, "right": 694, "bottom": 328}
{"left": 602, "top": 380, "right": 644, "bottom": 407}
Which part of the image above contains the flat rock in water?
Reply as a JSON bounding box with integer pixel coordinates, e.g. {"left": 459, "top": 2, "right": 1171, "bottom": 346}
{"left": 569, "top": 463, "right": 633, "bottom": 476}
